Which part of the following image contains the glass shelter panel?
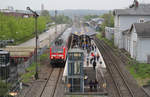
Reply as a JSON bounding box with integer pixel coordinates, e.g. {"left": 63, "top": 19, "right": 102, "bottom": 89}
{"left": 68, "top": 78, "right": 81, "bottom": 92}
{"left": 68, "top": 62, "right": 73, "bottom": 75}
{"left": 73, "top": 61, "right": 81, "bottom": 75}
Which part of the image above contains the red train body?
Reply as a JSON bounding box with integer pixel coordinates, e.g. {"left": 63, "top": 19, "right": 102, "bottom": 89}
{"left": 50, "top": 45, "right": 67, "bottom": 66}
{"left": 49, "top": 28, "right": 72, "bottom": 67}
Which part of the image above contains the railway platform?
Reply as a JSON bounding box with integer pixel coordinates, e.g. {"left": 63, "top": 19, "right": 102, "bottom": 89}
{"left": 62, "top": 31, "right": 108, "bottom": 96}
{"left": 83, "top": 40, "right": 107, "bottom": 93}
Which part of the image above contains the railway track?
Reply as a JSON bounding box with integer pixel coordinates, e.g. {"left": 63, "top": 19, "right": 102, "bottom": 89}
{"left": 21, "top": 68, "right": 63, "bottom": 97}
{"left": 95, "top": 37, "right": 150, "bottom": 97}
{"left": 95, "top": 38, "right": 135, "bottom": 97}
{"left": 39, "top": 68, "right": 63, "bottom": 97}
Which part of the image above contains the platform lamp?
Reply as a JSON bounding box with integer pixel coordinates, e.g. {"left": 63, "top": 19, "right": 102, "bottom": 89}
{"left": 26, "top": 7, "right": 39, "bottom": 80}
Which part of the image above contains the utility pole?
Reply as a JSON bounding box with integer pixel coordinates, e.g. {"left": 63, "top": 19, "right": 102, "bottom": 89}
{"left": 55, "top": 10, "right": 57, "bottom": 35}
{"left": 26, "top": 7, "right": 39, "bottom": 80}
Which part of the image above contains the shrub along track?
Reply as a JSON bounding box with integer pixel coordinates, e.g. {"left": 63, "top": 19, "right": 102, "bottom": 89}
{"left": 94, "top": 37, "right": 149, "bottom": 97}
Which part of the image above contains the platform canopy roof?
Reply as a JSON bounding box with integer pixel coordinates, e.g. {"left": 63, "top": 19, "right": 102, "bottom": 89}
{"left": 1, "top": 46, "right": 35, "bottom": 58}
{"left": 71, "top": 26, "right": 81, "bottom": 35}
{"left": 71, "top": 26, "right": 98, "bottom": 36}
{"left": 68, "top": 48, "right": 84, "bottom": 53}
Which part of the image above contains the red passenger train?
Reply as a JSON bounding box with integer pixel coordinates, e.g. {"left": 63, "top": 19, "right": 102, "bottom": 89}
{"left": 49, "top": 28, "right": 72, "bottom": 67}
{"left": 50, "top": 38, "right": 67, "bottom": 66}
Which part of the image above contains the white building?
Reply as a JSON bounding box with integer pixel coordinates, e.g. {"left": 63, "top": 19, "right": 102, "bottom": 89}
{"left": 105, "top": 27, "right": 115, "bottom": 40}
{"left": 123, "top": 22, "right": 150, "bottom": 63}
{"left": 113, "top": 4, "right": 150, "bottom": 48}
{"left": 90, "top": 18, "right": 104, "bottom": 29}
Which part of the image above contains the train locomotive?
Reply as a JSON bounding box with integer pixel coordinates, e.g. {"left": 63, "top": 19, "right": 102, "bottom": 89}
{"left": 49, "top": 28, "right": 72, "bottom": 67}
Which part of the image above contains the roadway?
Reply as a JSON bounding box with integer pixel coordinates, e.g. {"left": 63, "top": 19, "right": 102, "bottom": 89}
{"left": 18, "top": 24, "right": 66, "bottom": 47}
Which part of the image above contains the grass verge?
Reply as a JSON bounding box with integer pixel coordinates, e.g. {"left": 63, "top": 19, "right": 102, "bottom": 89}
{"left": 21, "top": 63, "right": 40, "bottom": 83}
{"left": 127, "top": 61, "right": 150, "bottom": 86}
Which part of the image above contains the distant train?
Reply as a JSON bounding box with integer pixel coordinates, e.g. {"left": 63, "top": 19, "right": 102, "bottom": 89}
{"left": 49, "top": 28, "right": 72, "bottom": 67}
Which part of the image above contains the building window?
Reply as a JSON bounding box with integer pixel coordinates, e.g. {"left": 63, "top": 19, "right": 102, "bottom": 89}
{"left": 147, "top": 55, "right": 150, "bottom": 64}
{"left": 139, "top": 18, "right": 145, "bottom": 23}
{"left": 0, "top": 55, "right": 6, "bottom": 64}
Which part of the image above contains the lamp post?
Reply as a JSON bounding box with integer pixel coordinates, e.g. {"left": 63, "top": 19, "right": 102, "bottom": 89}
{"left": 55, "top": 10, "right": 57, "bottom": 35}
{"left": 26, "top": 7, "right": 39, "bottom": 80}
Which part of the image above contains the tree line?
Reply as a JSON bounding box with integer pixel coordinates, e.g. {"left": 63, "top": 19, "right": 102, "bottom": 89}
{"left": 0, "top": 13, "right": 49, "bottom": 44}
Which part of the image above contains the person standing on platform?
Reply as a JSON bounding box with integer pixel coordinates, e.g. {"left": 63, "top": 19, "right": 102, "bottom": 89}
{"left": 82, "top": 44, "right": 84, "bottom": 50}
{"left": 91, "top": 52, "right": 94, "bottom": 57}
{"left": 97, "top": 53, "right": 100, "bottom": 61}
{"left": 90, "top": 57, "right": 94, "bottom": 64}
{"left": 94, "top": 55, "right": 96, "bottom": 62}
{"left": 92, "top": 45, "right": 94, "bottom": 51}
{"left": 94, "top": 79, "right": 98, "bottom": 91}
{"left": 95, "top": 45, "right": 97, "bottom": 50}
{"left": 87, "top": 57, "right": 89, "bottom": 66}
{"left": 93, "top": 60, "right": 96, "bottom": 70}
{"left": 84, "top": 74, "right": 88, "bottom": 85}
{"left": 87, "top": 47, "right": 90, "bottom": 54}
{"left": 89, "top": 80, "right": 93, "bottom": 92}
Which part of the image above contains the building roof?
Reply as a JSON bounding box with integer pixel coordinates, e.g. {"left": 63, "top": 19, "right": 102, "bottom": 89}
{"left": 0, "top": 9, "right": 33, "bottom": 14}
{"left": 113, "top": 4, "right": 150, "bottom": 16}
{"left": 130, "top": 21, "right": 150, "bottom": 37}
{"left": 0, "top": 50, "right": 9, "bottom": 54}
{"left": 71, "top": 26, "right": 97, "bottom": 36}
{"left": 122, "top": 29, "right": 129, "bottom": 35}
{"left": 91, "top": 18, "right": 104, "bottom": 22}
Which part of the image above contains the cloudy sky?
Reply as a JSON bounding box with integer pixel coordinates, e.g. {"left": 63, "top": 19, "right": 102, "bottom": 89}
{"left": 0, "top": 0, "right": 150, "bottom": 10}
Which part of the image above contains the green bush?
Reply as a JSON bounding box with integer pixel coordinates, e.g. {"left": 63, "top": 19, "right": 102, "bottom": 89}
{"left": 40, "top": 53, "right": 49, "bottom": 61}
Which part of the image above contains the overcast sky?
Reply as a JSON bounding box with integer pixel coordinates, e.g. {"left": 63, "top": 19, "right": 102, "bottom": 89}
{"left": 0, "top": 0, "right": 150, "bottom": 10}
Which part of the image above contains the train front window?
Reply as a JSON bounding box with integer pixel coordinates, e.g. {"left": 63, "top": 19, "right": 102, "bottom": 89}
{"left": 52, "top": 47, "right": 63, "bottom": 53}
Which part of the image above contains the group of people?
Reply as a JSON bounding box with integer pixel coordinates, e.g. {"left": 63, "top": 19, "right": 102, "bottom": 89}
{"left": 89, "top": 79, "right": 98, "bottom": 92}
{"left": 86, "top": 43, "right": 100, "bottom": 70}
{"left": 81, "top": 39, "right": 91, "bottom": 50}
{"left": 82, "top": 39, "right": 100, "bottom": 92}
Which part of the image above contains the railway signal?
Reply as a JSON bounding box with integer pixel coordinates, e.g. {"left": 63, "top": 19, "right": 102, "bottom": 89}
{"left": 55, "top": 10, "right": 57, "bottom": 35}
{"left": 26, "top": 7, "right": 39, "bottom": 80}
